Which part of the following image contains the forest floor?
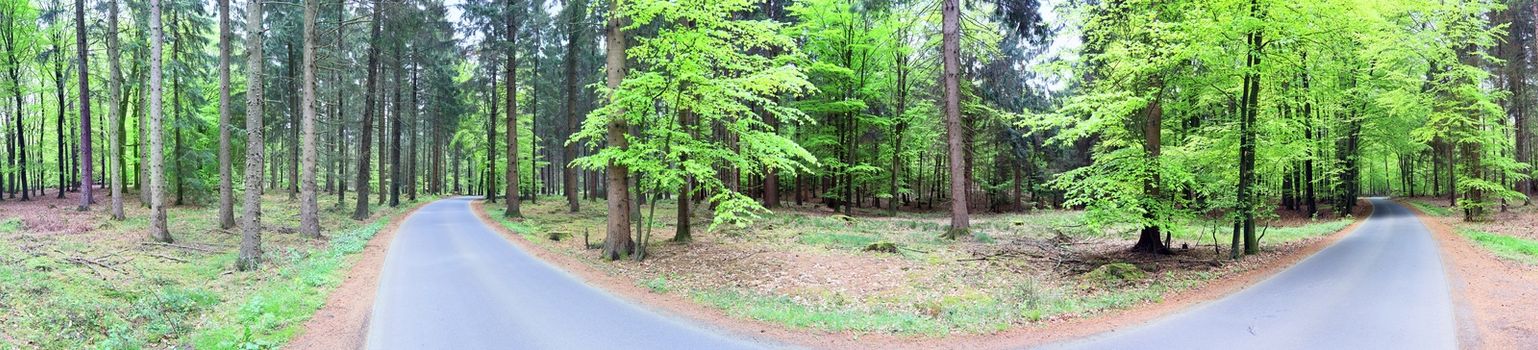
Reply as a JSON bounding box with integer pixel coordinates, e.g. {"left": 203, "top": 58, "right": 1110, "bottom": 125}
{"left": 0, "top": 188, "right": 428, "bottom": 349}
{"left": 478, "top": 197, "right": 1366, "bottom": 348}
{"left": 1401, "top": 197, "right": 1538, "bottom": 348}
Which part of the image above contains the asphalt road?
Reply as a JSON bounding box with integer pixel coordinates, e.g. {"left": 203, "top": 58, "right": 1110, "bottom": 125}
{"left": 1042, "top": 198, "right": 1457, "bottom": 350}
{"left": 364, "top": 197, "right": 762, "bottom": 350}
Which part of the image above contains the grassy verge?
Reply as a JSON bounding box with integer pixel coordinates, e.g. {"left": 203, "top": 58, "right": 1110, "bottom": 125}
{"left": 1458, "top": 229, "right": 1538, "bottom": 266}
{"left": 0, "top": 194, "right": 430, "bottom": 349}
{"left": 1407, "top": 200, "right": 1454, "bottom": 217}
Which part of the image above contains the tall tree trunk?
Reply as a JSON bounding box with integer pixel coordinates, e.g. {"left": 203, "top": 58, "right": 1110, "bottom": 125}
{"left": 505, "top": 2, "right": 522, "bottom": 218}
{"left": 408, "top": 49, "right": 419, "bottom": 201}
{"left": 1237, "top": 0, "right": 1262, "bottom": 256}
{"left": 940, "top": 0, "right": 969, "bottom": 238}
{"left": 352, "top": 0, "right": 384, "bottom": 220}
{"left": 148, "top": 0, "right": 174, "bottom": 243}
{"left": 487, "top": 62, "right": 498, "bottom": 203}
{"left": 601, "top": 0, "right": 632, "bottom": 260}
{"left": 1302, "top": 53, "right": 1318, "bottom": 217}
{"left": 108, "top": 0, "right": 125, "bottom": 219}
{"left": 216, "top": 0, "right": 235, "bottom": 227}
{"left": 75, "top": 0, "right": 92, "bottom": 210}
{"left": 390, "top": 47, "right": 403, "bottom": 208}
{"left": 289, "top": 44, "right": 301, "bottom": 200}
{"left": 564, "top": 0, "right": 584, "bottom": 213}
{"left": 299, "top": 0, "right": 321, "bottom": 238}
{"left": 336, "top": 0, "right": 348, "bottom": 206}
{"left": 237, "top": 0, "right": 266, "bottom": 269}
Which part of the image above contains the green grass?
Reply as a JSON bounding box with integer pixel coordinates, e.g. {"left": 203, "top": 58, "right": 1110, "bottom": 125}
{"left": 643, "top": 275, "right": 671, "bottom": 293}
{"left": 688, "top": 280, "right": 1185, "bottom": 336}
{"left": 1459, "top": 229, "right": 1538, "bottom": 265}
{"left": 192, "top": 213, "right": 400, "bottom": 349}
{"left": 0, "top": 194, "right": 431, "bottom": 349}
{"left": 0, "top": 217, "right": 20, "bottom": 233}
{"left": 1170, "top": 218, "right": 1352, "bottom": 246}
{"left": 797, "top": 231, "right": 879, "bottom": 250}
{"left": 692, "top": 289, "right": 947, "bottom": 335}
{"left": 1408, "top": 200, "right": 1454, "bottom": 217}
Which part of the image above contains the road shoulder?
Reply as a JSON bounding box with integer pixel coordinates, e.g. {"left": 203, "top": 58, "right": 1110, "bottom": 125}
{"left": 286, "top": 200, "right": 436, "bottom": 350}
{"left": 1402, "top": 201, "right": 1538, "bottom": 349}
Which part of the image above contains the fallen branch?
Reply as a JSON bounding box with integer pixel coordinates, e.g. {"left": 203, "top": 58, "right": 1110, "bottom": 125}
{"left": 140, "top": 241, "right": 221, "bottom": 253}
{"left": 145, "top": 253, "right": 188, "bottom": 263}
{"left": 65, "top": 257, "right": 125, "bottom": 275}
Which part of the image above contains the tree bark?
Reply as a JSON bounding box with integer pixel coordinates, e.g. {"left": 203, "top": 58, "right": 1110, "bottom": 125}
{"left": 563, "top": 0, "right": 584, "bottom": 213}
{"left": 215, "top": 0, "right": 235, "bottom": 227}
{"left": 505, "top": 1, "right": 522, "bottom": 217}
{"left": 940, "top": 0, "right": 969, "bottom": 238}
{"left": 299, "top": 0, "right": 322, "bottom": 238}
{"left": 148, "top": 0, "right": 174, "bottom": 244}
{"left": 390, "top": 47, "right": 403, "bottom": 208}
{"left": 352, "top": 0, "right": 385, "bottom": 220}
{"left": 75, "top": 0, "right": 91, "bottom": 209}
{"left": 1238, "top": 0, "right": 1262, "bottom": 256}
{"left": 1130, "top": 96, "right": 1169, "bottom": 254}
{"left": 107, "top": 0, "right": 125, "bottom": 219}
{"left": 237, "top": 0, "right": 267, "bottom": 270}
{"left": 601, "top": 0, "right": 632, "bottom": 260}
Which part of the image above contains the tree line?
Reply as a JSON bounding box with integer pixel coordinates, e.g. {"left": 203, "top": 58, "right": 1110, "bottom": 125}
{"left": 0, "top": 0, "right": 1532, "bottom": 268}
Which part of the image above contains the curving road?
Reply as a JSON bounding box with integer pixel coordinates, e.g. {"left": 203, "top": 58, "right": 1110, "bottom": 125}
{"left": 1043, "top": 198, "right": 1457, "bottom": 350}
{"left": 364, "top": 197, "right": 762, "bottom": 350}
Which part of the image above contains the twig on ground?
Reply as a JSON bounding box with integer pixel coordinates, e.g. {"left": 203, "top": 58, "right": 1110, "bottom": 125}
{"left": 140, "top": 241, "right": 222, "bottom": 253}
{"left": 65, "top": 256, "right": 125, "bottom": 275}
{"left": 145, "top": 253, "right": 188, "bottom": 263}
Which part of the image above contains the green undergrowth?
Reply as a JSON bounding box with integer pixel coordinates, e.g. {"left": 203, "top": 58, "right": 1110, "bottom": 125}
{"left": 1407, "top": 200, "right": 1454, "bottom": 217}
{"left": 1459, "top": 229, "right": 1538, "bottom": 266}
{"left": 689, "top": 275, "right": 1191, "bottom": 336}
{"left": 0, "top": 194, "right": 431, "bottom": 349}
{"left": 1170, "top": 218, "right": 1352, "bottom": 247}
{"left": 0, "top": 217, "right": 21, "bottom": 233}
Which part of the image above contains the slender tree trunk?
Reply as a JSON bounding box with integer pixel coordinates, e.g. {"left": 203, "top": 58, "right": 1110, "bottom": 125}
{"left": 75, "top": 0, "right": 92, "bottom": 209}
{"left": 487, "top": 62, "right": 498, "bottom": 203}
{"left": 505, "top": 3, "right": 522, "bottom": 217}
{"left": 1238, "top": 1, "right": 1262, "bottom": 256}
{"left": 602, "top": 0, "right": 632, "bottom": 259}
{"left": 336, "top": 0, "right": 348, "bottom": 206}
{"left": 289, "top": 44, "right": 301, "bottom": 200}
{"left": 299, "top": 0, "right": 321, "bottom": 238}
{"left": 237, "top": 0, "right": 266, "bottom": 270}
{"left": 390, "top": 47, "right": 403, "bottom": 208}
{"left": 148, "top": 0, "right": 173, "bottom": 243}
{"left": 940, "top": 0, "right": 969, "bottom": 238}
{"left": 108, "top": 2, "right": 125, "bottom": 219}
{"left": 352, "top": 0, "right": 384, "bottom": 220}
{"left": 215, "top": 0, "right": 235, "bottom": 227}
{"left": 564, "top": 0, "right": 584, "bottom": 213}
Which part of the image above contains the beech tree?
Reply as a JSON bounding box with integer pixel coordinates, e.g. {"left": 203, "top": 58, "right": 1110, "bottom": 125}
{"left": 574, "top": 0, "right": 817, "bottom": 248}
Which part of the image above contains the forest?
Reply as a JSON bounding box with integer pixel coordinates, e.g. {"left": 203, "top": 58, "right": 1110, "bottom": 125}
{"left": 2, "top": 0, "right": 1537, "bottom": 348}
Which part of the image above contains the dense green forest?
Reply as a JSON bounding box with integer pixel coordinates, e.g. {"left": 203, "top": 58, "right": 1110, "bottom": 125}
{"left": 0, "top": 0, "right": 1532, "bottom": 267}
